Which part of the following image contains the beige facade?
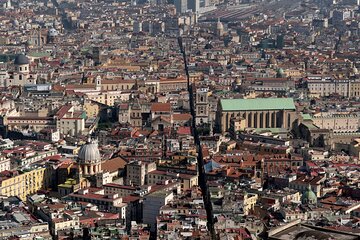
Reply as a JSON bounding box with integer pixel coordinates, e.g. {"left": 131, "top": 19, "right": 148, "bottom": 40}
{"left": 230, "top": 117, "right": 247, "bottom": 134}
{"left": 52, "top": 218, "right": 79, "bottom": 236}
{"left": 6, "top": 63, "right": 38, "bottom": 87}
{"left": 101, "top": 79, "right": 136, "bottom": 91}
{"left": 308, "top": 79, "right": 350, "bottom": 97}
{"left": 195, "top": 88, "right": 210, "bottom": 124}
{"left": 85, "top": 90, "right": 130, "bottom": 106}
{"left": 307, "top": 76, "right": 360, "bottom": 98}
{"left": 104, "top": 184, "right": 135, "bottom": 197}
{"left": 312, "top": 113, "right": 359, "bottom": 133}
{"left": 242, "top": 193, "right": 258, "bottom": 215}
{"left": 126, "top": 161, "right": 156, "bottom": 186}
{"left": 350, "top": 81, "right": 360, "bottom": 98}
{"left": 6, "top": 116, "right": 54, "bottom": 132}
{"left": 130, "top": 106, "right": 142, "bottom": 127}
{"left": 159, "top": 77, "right": 187, "bottom": 92}
{"left": 284, "top": 69, "right": 303, "bottom": 78}
{"left": 147, "top": 171, "right": 198, "bottom": 191}
{"left": 0, "top": 156, "right": 10, "bottom": 172}
{"left": 83, "top": 100, "right": 100, "bottom": 118}
{"left": 57, "top": 117, "right": 85, "bottom": 136}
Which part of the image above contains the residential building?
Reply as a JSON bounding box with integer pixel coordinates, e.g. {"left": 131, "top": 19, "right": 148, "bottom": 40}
{"left": 126, "top": 161, "right": 157, "bottom": 186}
{"left": 0, "top": 167, "right": 46, "bottom": 200}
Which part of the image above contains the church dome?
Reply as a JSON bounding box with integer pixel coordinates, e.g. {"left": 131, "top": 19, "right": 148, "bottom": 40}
{"left": 14, "top": 54, "right": 29, "bottom": 65}
{"left": 276, "top": 68, "right": 285, "bottom": 78}
{"left": 301, "top": 184, "right": 317, "bottom": 204}
{"left": 78, "top": 140, "right": 101, "bottom": 164}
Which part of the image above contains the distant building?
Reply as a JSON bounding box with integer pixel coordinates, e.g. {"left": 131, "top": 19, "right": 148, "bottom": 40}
{"left": 188, "top": 0, "right": 200, "bottom": 12}
{"left": 174, "top": 0, "right": 188, "bottom": 14}
{"left": 312, "top": 113, "right": 359, "bottom": 133}
{"left": 306, "top": 76, "right": 355, "bottom": 98}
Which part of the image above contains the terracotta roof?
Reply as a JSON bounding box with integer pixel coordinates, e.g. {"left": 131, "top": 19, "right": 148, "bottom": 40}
{"left": 151, "top": 103, "right": 171, "bottom": 112}
{"left": 102, "top": 79, "right": 135, "bottom": 84}
{"left": 101, "top": 157, "right": 127, "bottom": 172}
{"left": 55, "top": 104, "right": 72, "bottom": 118}
{"left": 65, "top": 84, "right": 96, "bottom": 90}
{"left": 177, "top": 126, "right": 191, "bottom": 135}
{"left": 172, "top": 113, "right": 192, "bottom": 121}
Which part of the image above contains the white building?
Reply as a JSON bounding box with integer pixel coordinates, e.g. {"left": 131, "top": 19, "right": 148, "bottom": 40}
{"left": 143, "top": 188, "right": 174, "bottom": 232}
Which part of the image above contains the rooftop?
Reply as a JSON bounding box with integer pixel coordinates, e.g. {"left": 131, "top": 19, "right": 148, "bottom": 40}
{"left": 220, "top": 98, "right": 296, "bottom": 111}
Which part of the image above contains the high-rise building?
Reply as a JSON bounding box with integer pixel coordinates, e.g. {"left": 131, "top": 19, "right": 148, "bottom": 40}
{"left": 188, "top": 0, "right": 200, "bottom": 12}
{"left": 174, "top": 0, "right": 188, "bottom": 14}
{"left": 93, "top": 46, "right": 101, "bottom": 66}
{"left": 133, "top": 20, "right": 142, "bottom": 33}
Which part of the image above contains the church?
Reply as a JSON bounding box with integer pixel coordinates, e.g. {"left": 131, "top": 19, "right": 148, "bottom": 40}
{"left": 216, "top": 98, "right": 297, "bottom": 133}
{"left": 76, "top": 138, "right": 103, "bottom": 189}
{"left": 1, "top": 54, "right": 37, "bottom": 87}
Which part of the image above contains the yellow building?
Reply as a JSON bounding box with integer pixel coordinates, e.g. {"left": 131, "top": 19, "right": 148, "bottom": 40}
{"left": 243, "top": 193, "right": 258, "bottom": 215}
{"left": 0, "top": 167, "right": 46, "bottom": 200}
{"left": 85, "top": 90, "right": 130, "bottom": 107}
{"left": 284, "top": 69, "right": 303, "bottom": 78}
{"left": 83, "top": 100, "right": 100, "bottom": 118}
{"left": 230, "top": 117, "right": 247, "bottom": 134}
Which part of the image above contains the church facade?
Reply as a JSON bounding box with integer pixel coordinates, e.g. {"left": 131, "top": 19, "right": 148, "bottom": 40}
{"left": 1, "top": 54, "right": 37, "bottom": 87}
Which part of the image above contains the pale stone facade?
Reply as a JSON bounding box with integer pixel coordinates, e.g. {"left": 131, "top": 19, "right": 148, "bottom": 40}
{"left": 312, "top": 113, "right": 359, "bottom": 133}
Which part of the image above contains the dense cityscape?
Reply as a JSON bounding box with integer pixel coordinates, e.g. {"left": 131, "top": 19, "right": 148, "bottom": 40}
{"left": 0, "top": 0, "right": 360, "bottom": 239}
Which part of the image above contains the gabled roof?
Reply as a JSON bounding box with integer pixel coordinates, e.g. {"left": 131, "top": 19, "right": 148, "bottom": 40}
{"left": 101, "top": 157, "right": 127, "bottom": 172}
{"left": 151, "top": 103, "right": 171, "bottom": 112}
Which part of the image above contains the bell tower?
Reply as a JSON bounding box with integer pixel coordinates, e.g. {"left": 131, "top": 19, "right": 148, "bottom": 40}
{"left": 195, "top": 88, "right": 209, "bottom": 125}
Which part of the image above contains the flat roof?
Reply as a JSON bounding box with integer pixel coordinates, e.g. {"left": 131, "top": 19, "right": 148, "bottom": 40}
{"left": 220, "top": 98, "right": 296, "bottom": 111}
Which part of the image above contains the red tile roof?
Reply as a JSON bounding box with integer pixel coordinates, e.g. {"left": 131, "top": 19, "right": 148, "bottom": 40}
{"left": 151, "top": 103, "right": 171, "bottom": 112}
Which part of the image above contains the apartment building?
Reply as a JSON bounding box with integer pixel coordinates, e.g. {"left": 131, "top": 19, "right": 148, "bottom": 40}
{"left": 0, "top": 167, "right": 46, "bottom": 200}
